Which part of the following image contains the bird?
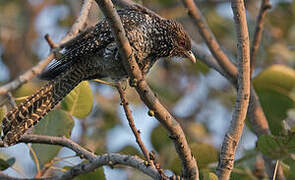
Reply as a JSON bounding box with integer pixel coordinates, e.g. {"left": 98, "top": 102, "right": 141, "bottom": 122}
{"left": 1, "top": 6, "right": 196, "bottom": 146}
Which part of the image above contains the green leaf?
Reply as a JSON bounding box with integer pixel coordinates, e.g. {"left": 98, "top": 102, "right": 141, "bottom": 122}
{"left": 191, "top": 143, "right": 218, "bottom": 169}
{"left": 151, "top": 125, "right": 172, "bottom": 152}
{"left": 118, "top": 145, "right": 141, "bottom": 156}
{"left": 61, "top": 81, "right": 93, "bottom": 119}
{"left": 166, "top": 143, "right": 218, "bottom": 175}
{"left": 0, "top": 157, "right": 15, "bottom": 171}
{"left": 282, "top": 156, "right": 295, "bottom": 179}
{"left": 257, "top": 134, "right": 295, "bottom": 159}
{"left": 12, "top": 82, "right": 39, "bottom": 99}
{"left": 74, "top": 166, "right": 105, "bottom": 180}
{"left": 31, "top": 109, "right": 74, "bottom": 167}
{"left": 200, "top": 169, "right": 218, "bottom": 180}
{"left": 253, "top": 65, "right": 295, "bottom": 135}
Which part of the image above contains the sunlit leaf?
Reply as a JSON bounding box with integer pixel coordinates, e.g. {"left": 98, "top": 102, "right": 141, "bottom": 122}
{"left": 253, "top": 65, "right": 295, "bottom": 135}
{"left": 61, "top": 81, "right": 93, "bottom": 119}
{"left": 201, "top": 169, "right": 218, "bottom": 180}
{"left": 31, "top": 110, "right": 74, "bottom": 167}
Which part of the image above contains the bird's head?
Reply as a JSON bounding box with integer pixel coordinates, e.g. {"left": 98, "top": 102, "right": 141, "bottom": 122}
{"left": 167, "top": 20, "right": 196, "bottom": 63}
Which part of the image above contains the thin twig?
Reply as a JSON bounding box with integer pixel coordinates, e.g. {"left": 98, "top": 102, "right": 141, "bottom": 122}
{"left": 216, "top": 1, "right": 251, "bottom": 179}
{"left": 0, "top": 54, "right": 54, "bottom": 96}
{"left": 44, "top": 34, "right": 57, "bottom": 49}
{"left": 0, "top": 0, "right": 94, "bottom": 96}
{"left": 115, "top": 83, "right": 153, "bottom": 166}
{"left": 250, "top": 0, "right": 272, "bottom": 76}
{"left": 94, "top": 0, "right": 199, "bottom": 179}
{"left": 58, "top": 0, "right": 94, "bottom": 45}
{"left": 0, "top": 134, "right": 96, "bottom": 161}
{"left": 182, "top": 0, "right": 238, "bottom": 79}
{"left": 272, "top": 160, "right": 279, "bottom": 180}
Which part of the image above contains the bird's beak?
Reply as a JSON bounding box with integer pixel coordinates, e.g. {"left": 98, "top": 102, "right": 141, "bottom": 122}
{"left": 185, "top": 50, "right": 196, "bottom": 63}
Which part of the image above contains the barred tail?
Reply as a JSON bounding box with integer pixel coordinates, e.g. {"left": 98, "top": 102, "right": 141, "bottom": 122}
{"left": 1, "top": 64, "right": 87, "bottom": 145}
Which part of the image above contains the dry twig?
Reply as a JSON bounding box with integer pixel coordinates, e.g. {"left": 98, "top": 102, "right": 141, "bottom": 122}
{"left": 250, "top": 0, "right": 272, "bottom": 76}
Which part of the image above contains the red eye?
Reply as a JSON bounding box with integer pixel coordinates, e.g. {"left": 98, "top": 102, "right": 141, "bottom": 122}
{"left": 179, "top": 40, "right": 185, "bottom": 47}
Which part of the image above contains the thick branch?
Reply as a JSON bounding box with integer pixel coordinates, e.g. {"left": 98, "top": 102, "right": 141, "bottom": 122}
{"left": 0, "top": 153, "right": 160, "bottom": 180}
{"left": 57, "top": 153, "right": 161, "bottom": 180}
{"left": 95, "top": 0, "right": 198, "bottom": 179}
{"left": 0, "top": 0, "right": 94, "bottom": 96}
{"left": 216, "top": 1, "right": 251, "bottom": 179}
{"left": 0, "top": 135, "right": 160, "bottom": 180}
{"left": 250, "top": 0, "right": 272, "bottom": 76}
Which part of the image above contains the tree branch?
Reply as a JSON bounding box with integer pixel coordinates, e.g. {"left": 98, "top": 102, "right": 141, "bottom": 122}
{"left": 0, "top": 153, "right": 161, "bottom": 180}
{"left": 0, "top": 134, "right": 96, "bottom": 161}
{"left": 94, "top": 0, "right": 199, "bottom": 179}
{"left": 0, "top": 135, "right": 161, "bottom": 180}
{"left": 56, "top": 153, "right": 161, "bottom": 180}
{"left": 182, "top": 0, "right": 238, "bottom": 79}
{"left": 111, "top": 0, "right": 275, "bottom": 178}
{"left": 216, "top": 1, "right": 250, "bottom": 179}
{"left": 250, "top": 0, "right": 272, "bottom": 76}
{"left": 0, "top": 0, "right": 94, "bottom": 96}
{"left": 115, "top": 84, "right": 153, "bottom": 165}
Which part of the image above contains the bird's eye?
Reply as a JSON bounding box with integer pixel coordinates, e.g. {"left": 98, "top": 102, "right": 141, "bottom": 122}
{"left": 179, "top": 40, "right": 185, "bottom": 47}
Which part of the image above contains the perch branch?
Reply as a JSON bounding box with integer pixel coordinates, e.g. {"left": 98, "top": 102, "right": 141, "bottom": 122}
{"left": 95, "top": 0, "right": 199, "bottom": 179}
{"left": 216, "top": 1, "right": 250, "bottom": 179}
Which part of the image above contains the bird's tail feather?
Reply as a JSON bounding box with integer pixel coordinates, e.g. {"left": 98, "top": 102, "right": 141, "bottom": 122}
{"left": 1, "top": 63, "right": 87, "bottom": 145}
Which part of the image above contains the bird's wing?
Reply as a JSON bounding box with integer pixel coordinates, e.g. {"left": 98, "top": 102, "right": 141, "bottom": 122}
{"left": 39, "top": 22, "right": 114, "bottom": 80}
{"left": 39, "top": 9, "right": 153, "bottom": 80}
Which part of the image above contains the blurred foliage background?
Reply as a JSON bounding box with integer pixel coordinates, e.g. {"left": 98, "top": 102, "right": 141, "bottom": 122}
{"left": 0, "top": 0, "right": 295, "bottom": 179}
